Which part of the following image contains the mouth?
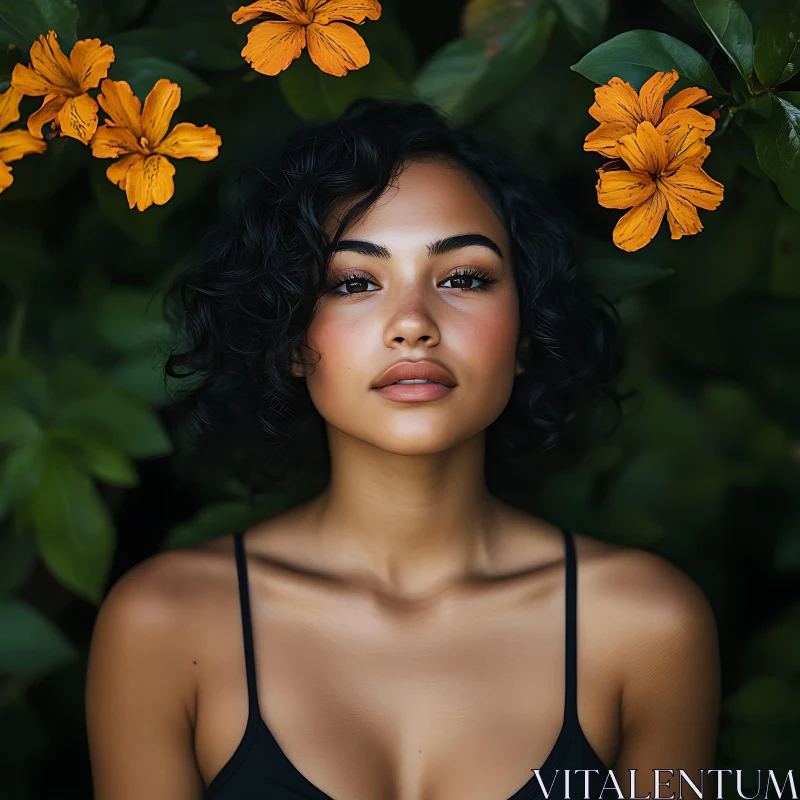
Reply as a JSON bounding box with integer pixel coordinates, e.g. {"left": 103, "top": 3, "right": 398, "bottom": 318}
{"left": 370, "top": 360, "right": 457, "bottom": 402}
{"left": 372, "top": 381, "right": 455, "bottom": 402}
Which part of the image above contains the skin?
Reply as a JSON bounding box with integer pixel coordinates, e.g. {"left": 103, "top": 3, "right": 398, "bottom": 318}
{"left": 86, "top": 158, "right": 721, "bottom": 800}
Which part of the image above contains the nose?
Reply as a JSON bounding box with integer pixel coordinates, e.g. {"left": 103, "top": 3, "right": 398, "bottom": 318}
{"left": 383, "top": 287, "right": 441, "bottom": 349}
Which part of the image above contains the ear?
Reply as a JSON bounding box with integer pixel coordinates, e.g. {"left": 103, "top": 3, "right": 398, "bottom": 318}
{"left": 289, "top": 345, "right": 307, "bottom": 379}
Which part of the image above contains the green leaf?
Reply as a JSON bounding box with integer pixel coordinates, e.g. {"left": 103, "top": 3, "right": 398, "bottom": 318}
{"left": 279, "top": 52, "right": 411, "bottom": 122}
{"left": 163, "top": 496, "right": 288, "bottom": 550}
{"left": 0, "top": 532, "right": 37, "bottom": 595}
{"left": 553, "top": 0, "right": 610, "bottom": 45}
{"left": 0, "top": 599, "right": 77, "bottom": 675}
{"left": 109, "top": 50, "right": 211, "bottom": 103}
{"left": 105, "top": 350, "right": 171, "bottom": 407}
{"left": 693, "top": 0, "right": 754, "bottom": 82}
{"left": 107, "top": 24, "right": 244, "bottom": 73}
{"left": 54, "top": 385, "right": 172, "bottom": 459}
{"left": 728, "top": 122, "right": 766, "bottom": 176}
{"left": 571, "top": 29, "right": 726, "bottom": 95}
{"left": 0, "top": 439, "right": 47, "bottom": 517}
{"left": 0, "top": 134, "right": 87, "bottom": 203}
{"left": 0, "top": 355, "right": 48, "bottom": 419}
{"left": 358, "top": 12, "right": 416, "bottom": 82}
{"left": 95, "top": 289, "right": 169, "bottom": 353}
{"left": 659, "top": 0, "right": 704, "bottom": 26}
{"left": 414, "top": 4, "right": 557, "bottom": 122}
{"left": 31, "top": 446, "right": 114, "bottom": 604}
{"left": 582, "top": 257, "right": 674, "bottom": 302}
{"left": 73, "top": 0, "right": 110, "bottom": 39}
{"left": 770, "top": 206, "right": 800, "bottom": 297}
{"left": 0, "top": 400, "right": 41, "bottom": 446}
{"left": 90, "top": 156, "right": 215, "bottom": 245}
{"left": 48, "top": 428, "right": 139, "bottom": 488}
{"left": 107, "top": 0, "right": 150, "bottom": 30}
{"left": 754, "top": 0, "right": 800, "bottom": 86}
{"left": 0, "top": 0, "right": 79, "bottom": 51}
{"left": 754, "top": 93, "right": 800, "bottom": 212}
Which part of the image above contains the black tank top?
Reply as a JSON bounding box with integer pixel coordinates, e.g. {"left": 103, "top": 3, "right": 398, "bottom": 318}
{"left": 204, "top": 527, "right": 610, "bottom": 799}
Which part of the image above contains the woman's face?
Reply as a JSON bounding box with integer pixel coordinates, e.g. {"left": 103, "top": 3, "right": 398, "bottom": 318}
{"left": 293, "top": 158, "right": 523, "bottom": 456}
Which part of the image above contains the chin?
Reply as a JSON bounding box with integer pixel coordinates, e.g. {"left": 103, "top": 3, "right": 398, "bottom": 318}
{"left": 357, "top": 420, "right": 487, "bottom": 456}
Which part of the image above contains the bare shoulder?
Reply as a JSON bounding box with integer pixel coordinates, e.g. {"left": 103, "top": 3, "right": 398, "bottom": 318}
{"left": 86, "top": 539, "right": 243, "bottom": 799}
{"left": 95, "top": 543, "right": 225, "bottom": 633}
{"left": 574, "top": 533, "right": 718, "bottom": 640}
{"left": 570, "top": 531, "right": 721, "bottom": 705}
{"left": 89, "top": 539, "right": 240, "bottom": 706}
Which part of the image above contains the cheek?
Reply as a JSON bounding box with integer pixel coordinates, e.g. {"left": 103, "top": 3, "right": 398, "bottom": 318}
{"left": 455, "top": 296, "right": 521, "bottom": 387}
{"left": 302, "top": 307, "right": 374, "bottom": 404}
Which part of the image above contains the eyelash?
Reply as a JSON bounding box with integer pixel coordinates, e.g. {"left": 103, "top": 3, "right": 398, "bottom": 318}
{"left": 323, "top": 268, "right": 497, "bottom": 297}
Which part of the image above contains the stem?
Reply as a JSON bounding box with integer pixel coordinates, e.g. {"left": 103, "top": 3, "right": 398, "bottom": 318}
{"left": 7, "top": 299, "right": 27, "bottom": 357}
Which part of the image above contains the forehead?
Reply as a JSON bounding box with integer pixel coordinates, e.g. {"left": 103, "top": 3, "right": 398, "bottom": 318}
{"left": 325, "top": 159, "right": 509, "bottom": 256}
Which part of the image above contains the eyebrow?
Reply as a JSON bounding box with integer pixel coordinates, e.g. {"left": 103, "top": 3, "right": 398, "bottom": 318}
{"left": 327, "top": 233, "right": 504, "bottom": 261}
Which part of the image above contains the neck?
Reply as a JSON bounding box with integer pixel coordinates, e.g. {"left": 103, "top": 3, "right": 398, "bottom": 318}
{"left": 306, "top": 427, "right": 502, "bottom": 597}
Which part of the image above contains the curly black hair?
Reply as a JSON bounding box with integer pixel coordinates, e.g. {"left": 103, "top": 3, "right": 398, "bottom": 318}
{"left": 163, "top": 98, "right": 629, "bottom": 502}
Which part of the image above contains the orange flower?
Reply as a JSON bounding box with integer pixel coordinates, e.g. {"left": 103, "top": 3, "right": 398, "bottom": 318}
{"left": 0, "top": 86, "right": 48, "bottom": 193}
{"left": 232, "top": 0, "right": 382, "bottom": 77}
{"left": 90, "top": 79, "right": 221, "bottom": 212}
{"left": 596, "top": 114, "right": 723, "bottom": 252}
{"left": 11, "top": 30, "right": 114, "bottom": 144}
{"left": 584, "top": 70, "right": 713, "bottom": 158}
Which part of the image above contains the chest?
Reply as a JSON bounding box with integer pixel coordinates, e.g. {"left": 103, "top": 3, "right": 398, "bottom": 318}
{"left": 196, "top": 581, "right": 617, "bottom": 799}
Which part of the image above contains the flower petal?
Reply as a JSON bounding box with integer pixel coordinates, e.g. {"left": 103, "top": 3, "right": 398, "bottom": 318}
{"left": 596, "top": 166, "right": 656, "bottom": 209}
{"left": 658, "top": 165, "right": 724, "bottom": 211}
{"left": 0, "top": 129, "right": 47, "bottom": 163}
{"left": 0, "top": 160, "right": 13, "bottom": 193}
{"left": 97, "top": 79, "right": 143, "bottom": 138}
{"left": 11, "top": 62, "right": 57, "bottom": 96}
{"left": 232, "top": 0, "right": 307, "bottom": 24}
{"left": 588, "top": 77, "right": 641, "bottom": 127}
{"left": 658, "top": 110, "right": 716, "bottom": 171}
{"left": 583, "top": 121, "right": 635, "bottom": 158}
{"left": 142, "top": 79, "right": 181, "bottom": 148}
{"left": 617, "top": 121, "right": 667, "bottom": 176}
{"left": 156, "top": 122, "right": 221, "bottom": 161}
{"left": 57, "top": 93, "right": 99, "bottom": 143}
{"left": 657, "top": 108, "right": 715, "bottom": 140}
{"left": 306, "top": 0, "right": 382, "bottom": 25}
{"left": 659, "top": 181, "right": 703, "bottom": 240}
{"left": 0, "top": 86, "right": 23, "bottom": 133}
{"left": 665, "top": 130, "right": 710, "bottom": 171}
{"left": 638, "top": 70, "right": 679, "bottom": 125}
{"left": 70, "top": 38, "right": 115, "bottom": 92}
{"left": 106, "top": 153, "right": 144, "bottom": 190}
{"left": 612, "top": 188, "right": 667, "bottom": 252}
{"left": 27, "top": 94, "right": 67, "bottom": 138}
{"left": 241, "top": 20, "right": 307, "bottom": 76}
{"left": 124, "top": 153, "right": 176, "bottom": 211}
{"left": 662, "top": 87, "right": 712, "bottom": 118}
{"left": 28, "top": 31, "right": 76, "bottom": 92}
{"left": 306, "top": 21, "right": 369, "bottom": 76}
{"left": 91, "top": 123, "right": 143, "bottom": 158}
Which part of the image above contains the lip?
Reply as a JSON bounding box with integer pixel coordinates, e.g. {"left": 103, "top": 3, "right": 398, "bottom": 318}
{"left": 371, "top": 359, "right": 457, "bottom": 403}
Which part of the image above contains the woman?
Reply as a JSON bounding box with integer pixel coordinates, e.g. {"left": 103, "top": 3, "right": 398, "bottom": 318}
{"left": 85, "top": 99, "right": 721, "bottom": 800}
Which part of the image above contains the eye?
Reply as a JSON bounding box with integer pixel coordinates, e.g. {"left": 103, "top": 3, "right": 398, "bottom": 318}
{"left": 440, "top": 268, "right": 496, "bottom": 292}
{"left": 325, "top": 271, "right": 380, "bottom": 296}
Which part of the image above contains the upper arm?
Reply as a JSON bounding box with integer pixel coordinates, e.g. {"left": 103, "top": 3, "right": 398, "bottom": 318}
{"left": 85, "top": 554, "right": 204, "bottom": 800}
{"left": 612, "top": 551, "right": 721, "bottom": 799}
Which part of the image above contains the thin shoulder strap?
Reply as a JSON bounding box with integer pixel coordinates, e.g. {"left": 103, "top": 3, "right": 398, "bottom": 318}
{"left": 232, "top": 531, "right": 261, "bottom": 715}
{"left": 561, "top": 526, "right": 579, "bottom": 723}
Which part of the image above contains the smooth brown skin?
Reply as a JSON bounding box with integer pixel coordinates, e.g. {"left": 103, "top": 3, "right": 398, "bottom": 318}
{"left": 86, "top": 159, "right": 721, "bottom": 800}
